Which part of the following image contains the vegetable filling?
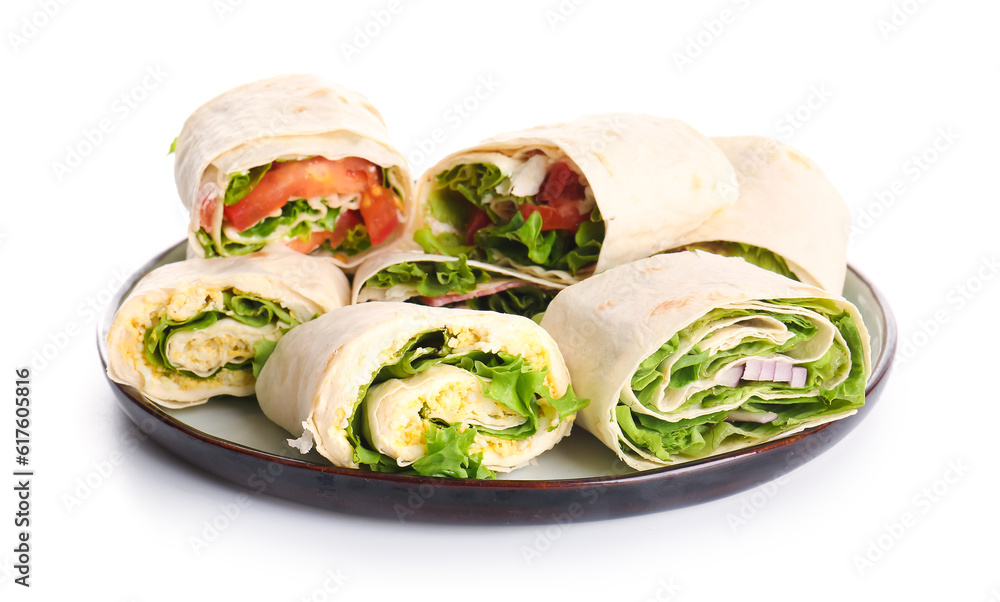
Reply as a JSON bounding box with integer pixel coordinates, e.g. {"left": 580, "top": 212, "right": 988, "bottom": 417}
{"left": 413, "top": 161, "right": 605, "bottom": 275}
{"left": 345, "top": 329, "right": 587, "bottom": 478}
{"left": 143, "top": 290, "right": 301, "bottom": 379}
{"left": 197, "top": 156, "right": 404, "bottom": 257}
{"left": 363, "top": 257, "right": 558, "bottom": 320}
{"left": 616, "top": 298, "right": 866, "bottom": 461}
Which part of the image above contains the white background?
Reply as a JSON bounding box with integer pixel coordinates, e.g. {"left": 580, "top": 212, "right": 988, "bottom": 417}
{"left": 2, "top": 0, "right": 998, "bottom": 599}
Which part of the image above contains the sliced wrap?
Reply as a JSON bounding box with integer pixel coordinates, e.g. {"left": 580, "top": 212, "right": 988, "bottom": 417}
{"left": 174, "top": 74, "right": 414, "bottom": 268}
{"left": 667, "top": 136, "right": 851, "bottom": 292}
{"left": 410, "top": 113, "right": 738, "bottom": 284}
{"left": 540, "top": 251, "right": 871, "bottom": 470}
{"left": 106, "top": 247, "right": 350, "bottom": 408}
{"left": 352, "top": 250, "right": 566, "bottom": 321}
{"left": 255, "top": 303, "right": 587, "bottom": 477}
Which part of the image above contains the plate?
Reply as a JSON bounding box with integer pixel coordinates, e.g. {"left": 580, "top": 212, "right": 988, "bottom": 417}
{"left": 98, "top": 242, "right": 896, "bottom": 524}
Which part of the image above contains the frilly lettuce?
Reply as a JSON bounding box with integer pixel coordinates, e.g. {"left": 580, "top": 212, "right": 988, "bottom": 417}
{"left": 419, "top": 162, "right": 605, "bottom": 274}
{"left": 466, "top": 286, "right": 554, "bottom": 322}
{"left": 367, "top": 256, "right": 491, "bottom": 298}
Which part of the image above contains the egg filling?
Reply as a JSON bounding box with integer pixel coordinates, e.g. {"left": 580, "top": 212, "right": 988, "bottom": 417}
{"left": 143, "top": 289, "right": 300, "bottom": 380}
{"left": 346, "top": 328, "right": 587, "bottom": 478}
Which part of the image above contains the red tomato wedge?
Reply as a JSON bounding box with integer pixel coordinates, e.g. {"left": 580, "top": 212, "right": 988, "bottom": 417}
{"left": 285, "top": 230, "right": 331, "bottom": 254}
{"left": 223, "top": 157, "right": 380, "bottom": 232}
{"left": 516, "top": 162, "right": 588, "bottom": 231}
{"left": 328, "top": 210, "right": 363, "bottom": 250}
{"left": 284, "top": 210, "right": 363, "bottom": 254}
{"left": 518, "top": 202, "right": 588, "bottom": 231}
{"left": 465, "top": 208, "right": 493, "bottom": 245}
{"left": 538, "top": 161, "right": 585, "bottom": 204}
{"left": 359, "top": 185, "right": 401, "bottom": 246}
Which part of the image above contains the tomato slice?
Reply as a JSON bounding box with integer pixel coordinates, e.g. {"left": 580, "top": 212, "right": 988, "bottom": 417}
{"left": 516, "top": 162, "right": 588, "bottom": 231}
{"left": 518, "top": 203, "right": 588, "bottom": 231}
{"left": 465, "top": 208, "right": 493, "bottom": 245}
{"left": 285, "top": 230, "right": 331, "bottom": 254}
{"left": 223, "top": 157, "right": 380, "bottom": 232}
{"left": 359, "top": 185, "right": 400, "bottom": 246}
{"left": 328, "top": 210, "right": 363, "bottom": 250}
{"left": 538, "top": 161, "right": 585, "bottom": 204}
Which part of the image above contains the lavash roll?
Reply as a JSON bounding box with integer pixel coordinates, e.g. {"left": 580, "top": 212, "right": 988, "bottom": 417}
{"left": 106, "top": 247, "right": 350, "bottom": 408}
{"left": 256, "top": 303, "right": 585, "bottom": 477}
{"left": 174, "top": 74, "right": 413, "bottom": 268}
{"left": 540, "top": 251, "right": 871, "bottom": 470}
{"left": 410, "top": 113, "right": 739, "bottom": 284}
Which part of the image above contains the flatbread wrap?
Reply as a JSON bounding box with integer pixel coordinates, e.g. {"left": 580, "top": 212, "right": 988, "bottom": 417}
{"left": 667, "top": 136, "right": 851, "bottom": 292}
{"left": 106, "top": 248, "right": 350, "bottom": 408}
{"left": 174, "top": 74, "right": 413, "bottom": 268}
{"left": 255, "top": 303, "right": 587, "bottom": 477}
{"left": 409, "top": 113, "right": 738, "bottom": 284}
{"left": 540, "top": 251, "right": 870, "bottom": 470}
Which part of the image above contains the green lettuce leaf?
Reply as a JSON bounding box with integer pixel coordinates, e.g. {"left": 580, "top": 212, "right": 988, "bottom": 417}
{"left": 237, "top": 199, "right": 336, "bottom": 240}
{"left": 423, "top": 162, "right": 605, "bottom": 273}
{"left": 410, "top": 423, "right": 495, "bottom": 479}
{"left": 367, "top": 256, "right": 491, "bottom": 298}
{"left": 562, "top": 209, "right": 605, "bottom": 274}
{"left": 617, "top": 406, "right": 730, "bottom": 459}
{"left": 207, "top": 200, "right": 374, "bottom": 258}
{"left": 224, "top": 163, "right": 272, "bottom": 207}
{"left": 673, "top": 241, "right": 798, "bottom": 281}
{"left": 413, "top": 228, "right": 475, "bottom": 257}
{"left": 434, "top": 162, "right": 510, "bottom": 220}
{"left": 476, "top": 211, "right": 559, "bottom": 266}
{"left": 251, "top": 338, "right": 279, "bottom": 378}
{"left": 466, "top": 286, "right": 555, "bottom": 321}
{"left": 323, "top": 223, "right": 372, "bottom": 256}
{"left": 195, "top": 228, "right": 220, "bottom": 258}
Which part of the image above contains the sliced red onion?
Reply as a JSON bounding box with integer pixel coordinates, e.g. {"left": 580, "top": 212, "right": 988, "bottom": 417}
{"left": 736, "top": 359, "right": 805, "bottom": 386}
{"left": 790, "top": 366, "right": 808, "bottom": 388}
{"left": 742, "top": 359, "right": 763, "bottom": 380}
{"left": 717, "top": 366, "right": 743, "bottom": 387}
{"left": 774, "top": 361, "right": 792, "bottom": 382}
{"left": 759, "top": 360, "right": 776, "bottom": 381}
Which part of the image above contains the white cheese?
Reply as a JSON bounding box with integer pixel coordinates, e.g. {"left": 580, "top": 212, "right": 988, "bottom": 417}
{"left": 508, "top": 154, "right": 551, "bottom": 197}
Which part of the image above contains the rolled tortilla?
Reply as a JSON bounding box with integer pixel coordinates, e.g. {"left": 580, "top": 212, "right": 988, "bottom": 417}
{"left": 665, "top": 136, "right": 851, "bottom": 292}
{"left": 106, "top": 247, "right": 350, "bottom": 408}
{"left": 174, "top": 74, "right": 414, "bottom": 269}
{"left": 409, "top": 113, "right": 738, "bottom": 284}
{"left": 352, "top": 250, "right": 566, "bottom": 320}
{"left": 540, "top": 251, "right": 871, "bottom": 470}
{"left": 256, "top": 303, "right": 586, "bottom": 477}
